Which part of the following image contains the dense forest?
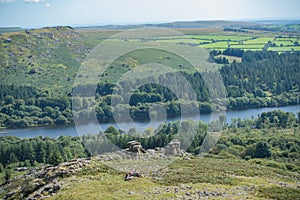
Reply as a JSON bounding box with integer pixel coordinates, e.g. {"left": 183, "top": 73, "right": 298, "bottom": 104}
{"left": 0, "top": 50, "right": 299, "bottom": 128}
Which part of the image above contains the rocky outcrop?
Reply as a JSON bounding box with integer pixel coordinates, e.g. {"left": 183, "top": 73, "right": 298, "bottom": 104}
{"left": 165, "top": 139, "right": 181, "bottom": 156}
{"left": 2, "top": 158, "right": 91, "bottom": 200}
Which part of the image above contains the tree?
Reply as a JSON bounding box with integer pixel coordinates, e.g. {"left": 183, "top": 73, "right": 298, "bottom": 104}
{"left": 0, "top": 163, "right": 3, "bottom": 173}
{"left": 254, "top": 141, "right": 271, "bottom": 158}
{"left": 48, "top": 150, "right": 64, "bottom": 165}
{"left": 4, "top": 168, "right": 11, "bottom": 183}
{"left": 104, "top": 126, "right": 120, "bottom": 135}
{"left": 9, "top": 152, "right": 18, "bottom": 163}
{"left": 55, "top": 115, "right": 68, "bottom": 125}
{"left": 4, "top": 95, "right": 15, "bottom": 105}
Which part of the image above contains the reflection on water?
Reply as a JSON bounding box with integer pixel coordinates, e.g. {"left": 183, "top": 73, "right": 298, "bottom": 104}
{"left": 0, "top": 105, "right": 299, "bottom": 138}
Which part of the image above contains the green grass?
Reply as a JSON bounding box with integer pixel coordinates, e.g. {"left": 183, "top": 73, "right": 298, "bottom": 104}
{"left": 199, "top": 41, "right": 239, "bottom": 49}
{"left": 274, "top": 40, "right": 294, "bottom": 46}
{"left": 99, "top": 48, "right": 197, "bottom": 83}
{"left": 186, "top": 34, "right": 252, "bottom": 41}
{"left": 257, "top": 186, "right": 300, "bottom": 200}
{"left": 244, "top": 37, "right": 275, "bottom": 44}
{"left": 0, "top": 26, "right": 90, "bottom": 95}
{"left": 276, "top": 37, "right": 299, "bottom": 42}
{"left": 153, "top": 38, "right": 207, "bottom": 44}
{"left": 268, "top": 46, "right": 300, "bottom": 51}
{"left": 47, "top": 157, "right": 300, "bottom": 200}
{"left": 230, "top": 44, "right": 265, "bottom": 49}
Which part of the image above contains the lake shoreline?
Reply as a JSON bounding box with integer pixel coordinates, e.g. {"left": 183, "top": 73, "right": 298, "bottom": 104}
{"left": 0, "top": 104, "right": 299, "bottom": 138}
{"left": 1, "top": 103, "right": 299, "bottom": 131}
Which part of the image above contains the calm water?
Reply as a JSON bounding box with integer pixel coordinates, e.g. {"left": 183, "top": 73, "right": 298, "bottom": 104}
{"left": 0, "top": 105, "right": 299, "bottom": 138}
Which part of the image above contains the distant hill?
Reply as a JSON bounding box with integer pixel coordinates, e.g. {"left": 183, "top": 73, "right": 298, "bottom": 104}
{"left": 0, "top": 27, "right": 23, "bottom": 34}
{"left": 0, "top": 26, "right": 91, "bottom": 95}
{"left": 77, "top": 20, "right": 256, "bottom": 30}
{"left": 76, "top": 19, "right": 300, "bottom": 33}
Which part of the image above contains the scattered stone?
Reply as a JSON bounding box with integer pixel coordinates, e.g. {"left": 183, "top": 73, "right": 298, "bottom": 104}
{"left": 165, "top": 139, "right": 181, "bottom": 156}
{"left": 15, "top": 167, "right": 28, "bottom": 172}
{"left": 5, "top": 38, "right": 12, "bottom": 43}
{"left": 4, "top": 191, "right": 17, "bottom": 199}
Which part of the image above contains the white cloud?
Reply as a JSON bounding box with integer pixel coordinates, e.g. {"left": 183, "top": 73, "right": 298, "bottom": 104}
{"left": 45, "top": 3, "right": 50, "bottom": 7}
{"left": 0, "top": 0, "right": 15, "bottom": 3}
{"left": 24, "top": 0, "right": 44, "bottom": 3}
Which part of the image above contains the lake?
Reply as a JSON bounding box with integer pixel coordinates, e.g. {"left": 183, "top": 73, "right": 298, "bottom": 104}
{"left": 0, "top": 105, "right": 299, "bottom": 138}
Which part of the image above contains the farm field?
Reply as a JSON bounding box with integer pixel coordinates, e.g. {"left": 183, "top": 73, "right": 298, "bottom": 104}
{"left": 268, "top": 46, "right": 300, "bottom": 51}
{"left": 199, "top": 41, "right": 237, "bottom": 49}
{"left": 243, "top": 37, "right": 275, "bottom": 44}
{"left": 79, "top": 29, "right": 300, "bottom": 53}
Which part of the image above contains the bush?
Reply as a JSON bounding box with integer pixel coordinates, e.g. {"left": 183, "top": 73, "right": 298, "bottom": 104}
{"left": 0, "top": 163, "right": 3, "bottom": 173}
{"left": 218, "top": 151, "right": 237, "bottom": 159}
{"left": 227, "top": 145, "right": 245, "bottom": 157}
{"left": 250, "top": 158, "right": 263, "bottom": 165}
{"left": 4, "top": 168, "right": 11, "bottom": 183}
{"left": 264, "top": 160, "right": 286, "bottom": 170}
{"left": 249, "top": 159, "right": 286, "bottom": 170}
{"left": 55, "top": 115, "right": 68, "bottom": 125}
{"left": 285, "top": 163, "right": 295, "bottom": 171}
{"left": 244, "top": 155, "right": 251, "bottom": 161}
{"left": 254, "top": 141, "right": 271, "bottom": 158}
{"left": 288, "top": 152, "right": 299, "bottom": 159}
{"left": 258, "top": 186, "right": 300, "bottom": 200}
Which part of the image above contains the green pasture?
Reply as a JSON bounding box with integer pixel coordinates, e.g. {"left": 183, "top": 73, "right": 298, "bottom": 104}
{"left": 243, "top": 37, "right": 275, "bottom": 44}
{"left": 268, "top": 46, "right": 300, "bottom": 51}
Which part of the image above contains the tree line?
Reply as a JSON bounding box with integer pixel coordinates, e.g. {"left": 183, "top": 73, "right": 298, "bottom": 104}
{"left": 0, "top": 135, "right": 88, "bottom": 168}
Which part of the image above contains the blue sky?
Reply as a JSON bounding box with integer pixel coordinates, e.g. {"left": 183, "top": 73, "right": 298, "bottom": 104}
{"left": 0, "top": 0, "right": 300, "bottom": 28}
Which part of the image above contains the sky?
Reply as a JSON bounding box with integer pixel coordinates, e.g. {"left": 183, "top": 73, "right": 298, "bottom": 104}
{"left": 0, "top": 0, "right": 300, "bottom": 28}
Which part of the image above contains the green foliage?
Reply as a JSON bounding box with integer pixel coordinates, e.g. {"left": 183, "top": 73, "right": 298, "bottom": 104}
{"left": 257, "top": 186, "right": 300, "bottom": 200}
{"left": 0, "top": 84, "right": 71, "bottom": 127}
{"left": 4, "top": 168, "right": 11, "bottom": 183}
{"left": 0, "top": 136, "right": 88, "bottom": 167}
{"left": 48, "top": 150, "right": 64, "bottom": 165}
{"left": 1, "top": 27, "right": 300, "bottom": 128}
{"left": 254, "top": 141, "right": 272, "bottom": 158}
{"left": 82, "top": 121, "right": 207, "bottom": 155}
{"left": 0, "top": 27, "right": 90, "bottom": 95}
{"left": 256, "top": 110, "right": 297, "bottom": 128}
{"left": 104, "top": 126, "right": 120, "bottom": 135}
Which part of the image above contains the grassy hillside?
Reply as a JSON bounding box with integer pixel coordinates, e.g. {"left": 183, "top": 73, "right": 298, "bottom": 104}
{"left": 18, "top": 157, "right": 300, "bottom": 199}
{"left": 0, "top": 26, "right": 91, "bottom": 95}
{"left": 1, "top": 154, "right": 299, "bottom": 200}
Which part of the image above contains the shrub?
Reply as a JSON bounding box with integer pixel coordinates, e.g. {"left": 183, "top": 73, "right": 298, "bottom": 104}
{"left": 218, "top": 151, "right": 237, "bottom": 159}
{"left": 254, "top": 141, "right": 271, "bottom": 158}
{"left": 264, "top": 160, "right": 286, "bottom": 170}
